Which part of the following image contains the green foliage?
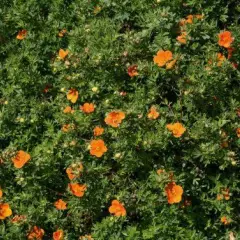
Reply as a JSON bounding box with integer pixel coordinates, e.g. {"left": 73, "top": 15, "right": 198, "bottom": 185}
{"left": 0, "top": 0, "right": 240, "bottom": 239}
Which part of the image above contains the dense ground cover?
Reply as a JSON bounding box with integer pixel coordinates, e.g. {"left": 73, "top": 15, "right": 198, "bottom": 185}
{"left": 0, "top": 0, "right": 240, "bottom": 239}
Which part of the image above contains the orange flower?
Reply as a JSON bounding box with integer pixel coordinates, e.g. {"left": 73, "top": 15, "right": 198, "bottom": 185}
{"left": 236, "top": 108, "right": 240, "bottom": 117}
{"left": 179, "top": 19, "right": 186, "bottom": 26}
{"left": 157, "top": 169, "right": 165, "bottom": 175}
{"left": 0, "top": 188, "right": 2, "bottom": 198}
{"left": 221, "top": 216, "right": 229, "bottom": 225}
{"left": 69, "top": 183, "right": 87, "bottom": 197}
{"left": 93, "top": 126, "right": 104, "bottom": 136}
{"left": 166, "top": 122, "right": 186, "bottom": 138}
{"left": 165, "top": 182, "right": 183, "bottom": 204}
{"left": 43, "top": 84, "right": 52, "bottom": 93}
{"left": 66, "top": 168, "right": 74, "bottom": 180}
{"left": 93, "top": 6, "right": 102, "bottom": 15}
{"left": 67, "top": 88, "right": 79, "bottom": 103}
{"left": 66, "top": 163, "right": 83, "bottom": 180}
{"left": 127, "top": 65, "right": 138, "bottom": 77}
{"left": 221, "top": 141, "right": 229, "bottom": 148}
{"left": 80, "top": 103, "right": 95, "bottom": 113}
{"left": 58, "top": 29, "right": 67, "bottom": 37}
{"left": 12, "top": 150, "right": 31, "bottom": 168}
{"left": 27, "top": 226, "right": 45, "bottom": 240}
{"left": 217, "top": 53, "right": 226, "bottom": 66}
{"left": 186, "top": 15, "right": 194, "bottom": 24}
{"left": 104, "top": 111, "right": 125, "bottom": 127}
{"left": 217, "top": 188, "right": 230, "bottom": 201}
{"left": 59, "top": 49, "right": 69, "bottom": 60}
{"left": 62, "top": 124, "right": 71, "bottom": 132}
{"left": 54, "top": 199, "right": 67, "bottom": 210}
{"left": 153, "top": 50, "right": 173, "bottom": 67}
{"left": 179, "top": 14, "right": 203, "bottom": 26}
{"left": 79, "top": 235, "right": 93, "bottom": 240}
{"left": 53, "top": 229, "right": 64, "bottom": 240}
{"left": 222, "top": 188, "right": 230, "bottom": 200}
{"left": 16, "top": 29, "right": 27, "bottom": 40}
{"left": 63, "top": 106, "right": 74, "bottom": 114}
{"left": 0, "top": 203, "right": 12, "bottom": 219}
{"left": 218, "top": 31, "right": 234, "bottom": 48}
{"left": 177, "top": 32, "right": 187, "bottom": 44}
{"left": 195, "top": 14, "right": 204, "bottom": 19}
{"left": 148, "top": 106, "right": 160, "bottom": 119}
{"left": 236, "top": 128, "right": 240, "bottom": 138}
{"left": 179, "top": 15, "right": 193, "bottom": 26}
{"left": 109, "top": 200, "right": 126, "bottom": 217}
{"left": 11, "top": 215, "right": 26, "bottom": 223}
{"left": 166, "top": 59, "right": 177, "bottom": 69}
{"left": 90, "top": 139, "right": 107, "bottom": 158}
{"left": 217, "top": 194, "right": 223, "bottom": 201}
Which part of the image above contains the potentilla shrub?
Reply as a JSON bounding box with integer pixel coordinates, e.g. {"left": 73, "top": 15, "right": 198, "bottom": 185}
{"left": 0, "top": 0, "right": 239, "bottom": 239}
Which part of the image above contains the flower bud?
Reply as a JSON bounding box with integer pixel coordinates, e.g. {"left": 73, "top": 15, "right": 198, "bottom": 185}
{"left": 92, "top": 87, "right": 98, "bottom": 92}
{"left": 114, "top": 153, "right": 121, "bottom": 158}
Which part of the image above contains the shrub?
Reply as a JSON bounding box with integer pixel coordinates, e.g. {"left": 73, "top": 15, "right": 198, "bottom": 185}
{"left": 0, "top": 0, "right": 239, "bottom": 239}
